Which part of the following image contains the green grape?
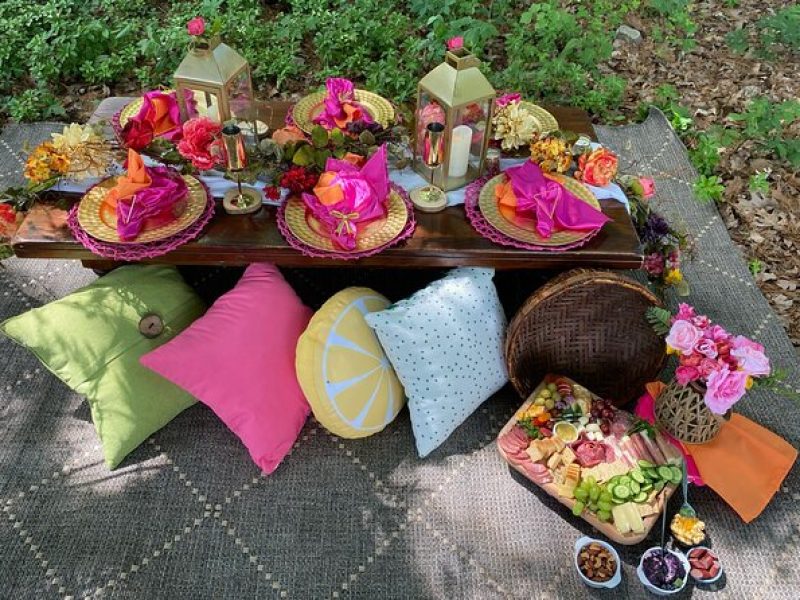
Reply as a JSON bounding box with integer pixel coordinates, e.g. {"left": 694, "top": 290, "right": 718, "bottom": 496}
{"left": 599, "top": 492, "right": 613, "bottom": 503}
{"left": 589, "top": 486, "right": 600, "bottom": 501}
{"left": 597, "top": 510, "right": 612, "bottom": 522}
{"left": 584, "top": 476, "right": 596, "bottom": 486}
{"left": 597, "top": 500, "right": 613, "bottom": 512}
{"left": 588, "top": 502, "right": 599, "bottom": 512}
{"left": 574, "top": 488, "right": 589, "bottom": 502}
{"left": 572, "top": 501, "right": 585, "bottom": 516}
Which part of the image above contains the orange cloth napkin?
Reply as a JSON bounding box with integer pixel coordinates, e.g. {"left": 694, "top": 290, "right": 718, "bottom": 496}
{"left": 103, "top": 149, "right": 151, "bottom": 210}
{"left": 147, "top": 94, "right": 179, "bottom": 137}
{"left": 680, "top": 408, "right": 797, "bottom": 523}
{"left": 313, "top": 172, "right": 344, "bottom": 206}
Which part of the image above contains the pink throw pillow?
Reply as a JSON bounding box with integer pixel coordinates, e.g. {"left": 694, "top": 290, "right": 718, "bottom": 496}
{"left": 141, "top": 263, "right": 312, "bottom": 473}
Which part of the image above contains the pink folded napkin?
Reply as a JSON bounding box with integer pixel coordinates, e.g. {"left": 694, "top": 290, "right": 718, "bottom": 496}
{"left": 312, "top": 78, "right": 374, "bottom": 130}
{"left": 301, "top": 145, "right": 389, "bottom": 250}
{"left": 495, "top": 161, "right": 610, "bottom": 238}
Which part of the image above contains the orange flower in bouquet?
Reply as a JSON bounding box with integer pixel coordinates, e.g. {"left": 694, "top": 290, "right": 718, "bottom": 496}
{"left": 576, "top": 147, "right": 618, "bottom": 187}
{"left": 24, "top": 142, "right": 70, "bottom": 185}
{"left": 529, "top": 135, "right": 572, "bottom": 174}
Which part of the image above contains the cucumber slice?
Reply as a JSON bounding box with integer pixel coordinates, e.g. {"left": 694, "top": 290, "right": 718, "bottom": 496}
{"left": 612, "top": 496, "right": 626, "bottom": 504}
{"left": 630, "top": 481, "right": 641, "bottom": 494}
{"left": 654, "top": 480, "right": 666, "bottom": 492}
{"left": 644, "top": 467, "right": 659, "bottom": 480}
{"left": 631, "top": 469, "right": 645, "bottom": 483}
{"left": 633, "top": 491, "right": 648, "bottom": 503}
{"left": 657, "top": 465, "right": 674, "bottom": 480}
{"left": 613, "top": 485, "right": 631, "bottom": 499}
{"left": 669, "top": 466, "right": 683, "bottom": 484}
{"left": 619, "top": 476, "right": 632, "bottom": 486}
{"left": 641, "top": 482, "right": 653, "bottom": 492}
{"left": 638, "top": 459, "right": 655, "bottom": 468}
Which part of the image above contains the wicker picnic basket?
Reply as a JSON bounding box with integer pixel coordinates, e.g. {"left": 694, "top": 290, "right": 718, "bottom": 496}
{"left": 505, "top": 269, "right": 666, "bottom": 407}
{"left": 654, "top": 379, "right": 724, "bottom": 444}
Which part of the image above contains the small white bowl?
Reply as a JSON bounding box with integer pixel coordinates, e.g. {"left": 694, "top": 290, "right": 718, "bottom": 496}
{"left": 687, "top": 546, "right": 723, "bottom": 584}
{"left": 637, "top": 547, "right": 690, "bottom": 596}
{"left": 574, "top": 536, "right": 622, "bottom": 589}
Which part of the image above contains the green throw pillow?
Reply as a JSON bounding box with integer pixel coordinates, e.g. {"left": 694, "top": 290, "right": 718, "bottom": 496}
{"left": 1, "top": 265, "right": 205, "bottom": 468}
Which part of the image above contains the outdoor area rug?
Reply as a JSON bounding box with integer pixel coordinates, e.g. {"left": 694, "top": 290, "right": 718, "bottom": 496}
{"left": 1, "top": 110, "right": 799, "bottom": 599}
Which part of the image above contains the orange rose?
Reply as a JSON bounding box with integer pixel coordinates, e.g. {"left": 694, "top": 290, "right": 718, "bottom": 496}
{"left": 272, "top": 125, "right": 306, "bottom": 146}
{"left": 576, "top": 148, "right": 618, "bottom": 187}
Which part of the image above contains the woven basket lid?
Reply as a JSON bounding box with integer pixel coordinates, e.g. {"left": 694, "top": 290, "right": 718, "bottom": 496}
{"left": 505, "top": 269, "right": 666, "bottom": 407}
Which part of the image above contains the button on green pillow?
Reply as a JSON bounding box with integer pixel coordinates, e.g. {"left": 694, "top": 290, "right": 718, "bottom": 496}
{"left": 1, "top": 265, "right": 205, "bottom": 468}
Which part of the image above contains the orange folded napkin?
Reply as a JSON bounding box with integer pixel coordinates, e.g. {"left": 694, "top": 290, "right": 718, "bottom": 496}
{"left": 103, "top": 149, "right": 151, "bottom": 209}
{"left": 684, "top": 413, "right": 797, "bottom": 523}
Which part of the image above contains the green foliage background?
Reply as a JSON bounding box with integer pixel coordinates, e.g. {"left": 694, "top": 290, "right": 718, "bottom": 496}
{"left": 0, "top": 0, "right": 645, "bottom": 121}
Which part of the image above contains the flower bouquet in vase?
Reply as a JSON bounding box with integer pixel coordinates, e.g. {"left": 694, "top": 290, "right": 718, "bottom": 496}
{"left": 647, "top": 304, "right": 775, "bottom": 444}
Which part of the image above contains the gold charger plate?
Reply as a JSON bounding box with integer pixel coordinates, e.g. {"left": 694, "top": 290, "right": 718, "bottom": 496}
{"left": 478, "top": 172, "right": 601, "bottom": 247}
{"left": 293, "top": 89, "right": 395, "bottom": 134}
{"left": 284, "top": 191, "right": 408, "bottom": 253}
{"left": 77, "top": 174, "right": 208, "bottom": 244}
{"left": 521, "top": 101, "right": 559, "bottom": 134}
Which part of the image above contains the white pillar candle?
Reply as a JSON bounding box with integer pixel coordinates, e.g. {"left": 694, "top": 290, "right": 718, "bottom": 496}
{"left": 448, "top": 124, "right": 472, "bottom": 178}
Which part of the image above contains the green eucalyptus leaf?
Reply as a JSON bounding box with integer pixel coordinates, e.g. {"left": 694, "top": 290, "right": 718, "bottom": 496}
{"left": 311, "top": 125, "right": 329, "bottom": 149}
{"left": 330, "top": 128, "right": 346, "bottom": 147}
{"left": 359, "top": 130, "right": 375, "bottom": 145}
{"left": 333, "top": 148, "right": 347, "bottom": 159}
{"left": 315, "top": 148, "right": 331, "bottom": 170}
{"left": 292, "top": 144, "right": 316, "bottom": 167}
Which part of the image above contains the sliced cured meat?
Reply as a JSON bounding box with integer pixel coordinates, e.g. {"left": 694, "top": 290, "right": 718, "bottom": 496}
{"left": 629, "top": 434, "right": 655, "bottom": 463}
{"left": 655, "top": 432, "right": 683, "bottom": 463}
{"left": 508, "top": 426, "right": 529, "bottom": 444}
{"left": 572, "top": 439, "right": 610, "bottom": 467}
{"left": 498, "top": 437, "right": 522, "bottom": 456}
{"left": 638, "top": 432, "right": 666, "bottom": 464}
{"left": 603, "top": 444, "right": 616, "bottom": 463}
{"left": 617, "top": 438, "right": 639, "bottom": 467}
{"left": 522, "top": 461, "right": 552, "bottom": 484}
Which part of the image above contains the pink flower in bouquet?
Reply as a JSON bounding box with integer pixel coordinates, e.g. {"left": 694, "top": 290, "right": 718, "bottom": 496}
{"left": 676, "top": 365, "right": 701, "bottom": 386}
{"left": 707, "top": 324, "right": 730, "bottom": 343}
{"left": 698, "top": 357, "right": 723, "bottom": 378}
{"left": 187, "top": 17, "right": 206, "bottom": 36}
{"left": 639, "top": 177, "right": 656, "bottom": 198}
{"left": 675, "top": 303, "right": 696, "bottom": 321}
{"left": 272, "top": 125, "right": 306, "bottom": 146}
{"left": 680, "top": 353, "right": 702, "bottom": 367}
{"left": 643, "top": 252, "right": 665, "bottom": 276}
{"left": 696, "top": 338, "right": 718, "bottom": 359}
{"left": 692, "top": 314, "right": 710, "bottom": 329}
{"left": 314, "top": 78, "right": 373, "bottom": 130}
{"left": 731, "top": 335, "right": 770, "bottom": 377}
{"left": 705, "top": 366, "right": 748, "bottom": 414}
{"left": 121, "top": 119, "right": 154, "bottom": 151}
{"left": 177, "top": 117, "right": 222, "bottom": 170}
{"left": 666, "top": 320, "right": 702, "bottom": 355}
{"left": 496, "top": 93, "right": 521, "bottom": 109}
{"left": 447, "top": 36, "right": 464, "bottom": 51}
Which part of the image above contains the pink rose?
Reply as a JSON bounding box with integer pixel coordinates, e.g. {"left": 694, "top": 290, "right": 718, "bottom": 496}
{"left": 666, "top": 320, "right": 702, "bottom": 356}
{"left": 675, "top": 303, "right": 696, "bottom": 321}
{"left": 698, "top": 357, "right": 722, "bottom": 378}
{"left": 705, "top": 367, "right": 748, "bottom": 414}
{"left": 692, "top": 315, "right": 710, "bottom": 329}
{"left": 447, "top": 36, "right": 464, "bottom": 51}
{"left": 496, "top": 93, "right": 521, "bottom": 109}
{"left": 187, "top": 17, "right": 206, "bottom": 36}
{"left": 731, "top": 335, "right": 764, "bottom": 353}
{"left": 639, "top": 177, "right": 655, "bottom": 198}
{"left": 696, "top": 338, "right": 718, "bottom": 359}
{"left": 707, "top": 324, "right": 730, "bottom": 343}
{"left": 680, "top": 353, "right": 702, "bottom": 367}
{"left": 676, "top": 365, "right": 701, "bottom": 386}
{"left": 177, "top": 117, "right": 222, "bottom": 170}
{"left": 731, "top": 342, "right": 771, "bottom": 377}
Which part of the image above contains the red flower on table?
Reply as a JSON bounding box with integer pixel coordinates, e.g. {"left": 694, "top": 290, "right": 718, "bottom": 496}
{"left": 177, "top": 117, "right": 223, "bottom": 171}
{"left": 280, "top": 166, "right": 319, "bottom": 195}
{"left": 121, "top": 119, "right": 155, "bottom": 151}
{"left": 264, "top": 185, "right": 281, "bottom": 201}
{"left": 0, "top": 203, "right": 19, "bottom": 241}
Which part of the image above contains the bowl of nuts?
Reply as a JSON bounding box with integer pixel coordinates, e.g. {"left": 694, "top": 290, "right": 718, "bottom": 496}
{"left": 574, "top": 536, "right": 621, "bottom": 589}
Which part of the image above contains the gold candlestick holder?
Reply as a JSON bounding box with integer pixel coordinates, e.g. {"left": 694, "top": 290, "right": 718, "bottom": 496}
{"left": 409, "top": 122, "right": 447, "bottom": 213}
{"left": 221, "top": 123, "right": 262, "bottom": 215}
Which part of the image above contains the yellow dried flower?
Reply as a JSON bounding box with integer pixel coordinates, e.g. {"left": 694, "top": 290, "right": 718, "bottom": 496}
{"left": 51, "top": 123, "right": 102, "bottom": 150}
{"left": 664, "top": 269, "right": 683, "bottom": 285}
{"left": 492, "top": 103, "right": 537, "bottom": 150}
{"left": 529, "top": 136, "right": 573, "bottom": 173}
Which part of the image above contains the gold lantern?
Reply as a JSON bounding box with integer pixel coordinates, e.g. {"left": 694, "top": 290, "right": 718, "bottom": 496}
{"left": 414, "top": 47, "right": 495, "bottom": 191}
{"left": 173, "top": 36, "right": 254, "bottom": 125}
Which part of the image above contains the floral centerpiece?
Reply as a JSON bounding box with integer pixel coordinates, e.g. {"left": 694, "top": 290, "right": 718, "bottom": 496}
{"left": 647, "top": 304, "right": 785, "bottom": 443}
{"left": 492, "top": 93, "right": 539, "bottom": 151}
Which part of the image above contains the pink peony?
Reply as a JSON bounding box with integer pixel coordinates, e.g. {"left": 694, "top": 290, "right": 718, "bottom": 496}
{"left": 177, "top": 117, "right": 222, "bottom": 170}
{"left": 187, "top": 17, "right": 206, "bottom": 36}
{"left": 731, "top": 336, "right": 770, "bottom": 377}
{"left": 447, "top": 36, "right": 464, "bottom": 51}
{"left": 666, "top": 320, "right": 703, "bottom": 355}
{"left": 639, "top": 177, "right": 655, "bottom": 198}
{"left": 705, "top": 366, "right": 748, "bottom": 414}
{"left": 707, "top": 324, "right": 731, "bottom": 343}
{"left": 676, "top": 365, "right": 701, "bottom": 386}
{"left": 692, "top": 315, "right": 710, "bottom": 329}
{"left": 496, "top": 93, "right": 522, "bottom": 109}
{"left": 675, "top": 303, "right": 696, "bottom": 321}
{"left": 696, "top": 338, "right": 718, "bottom": 359}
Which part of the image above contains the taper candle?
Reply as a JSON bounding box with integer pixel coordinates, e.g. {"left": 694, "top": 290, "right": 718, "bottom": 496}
{"left": 448, "top": 124, "right": 471, "bottom": 178}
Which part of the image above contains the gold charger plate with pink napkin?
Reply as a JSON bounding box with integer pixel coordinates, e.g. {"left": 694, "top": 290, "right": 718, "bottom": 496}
{"left": 520, "top": 101, "right": 558, "bottom": 135}
{"left": 293, "top": 89, "right": 395, "bottom": 134}
{"left": 77, "top": 174, "right": 208, "bottom": 244}
{"left": 478, "top": 172, "right": 601, "bottom": 247}
{"left": 283, "top": 190, "right": 408, "bottom": 252}
{"left": 118, "top": 90, "right": 173, "bottom": 130}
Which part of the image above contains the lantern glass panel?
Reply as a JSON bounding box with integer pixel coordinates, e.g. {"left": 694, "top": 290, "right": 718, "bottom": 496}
{"left": 179, "top": 87, "right": 222, "bottom": 122}
{"left": 449, "top": 100, "right": 489, "bottom": 179}
{"left": 415, "top": 91, "right": 446, "bottom": 156}
{"left": 228, "top": 69, "right": 253, "bottom": 119}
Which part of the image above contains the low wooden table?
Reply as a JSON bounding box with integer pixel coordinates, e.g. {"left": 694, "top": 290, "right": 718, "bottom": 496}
{"left": 11, "top": 99, "right": 642, "bottom": 271}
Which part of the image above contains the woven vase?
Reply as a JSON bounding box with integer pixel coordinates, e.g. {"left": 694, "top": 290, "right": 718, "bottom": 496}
{"left": 655, "top": 379, "right": 724, "bottom": 444}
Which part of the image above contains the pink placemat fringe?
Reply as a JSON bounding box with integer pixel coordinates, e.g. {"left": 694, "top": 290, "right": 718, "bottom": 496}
{"left": 277, "top": 183, "right": 416, "bottom": 260}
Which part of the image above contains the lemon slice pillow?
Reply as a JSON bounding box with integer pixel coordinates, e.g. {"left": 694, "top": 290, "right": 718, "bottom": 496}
{"left": 296, "top": 287, "right": 406, "bottom": 438}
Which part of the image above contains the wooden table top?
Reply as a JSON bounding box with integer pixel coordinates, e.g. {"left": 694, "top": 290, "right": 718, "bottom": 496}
{"left": 11, "top": 98, "right": 643, "bottom": 270}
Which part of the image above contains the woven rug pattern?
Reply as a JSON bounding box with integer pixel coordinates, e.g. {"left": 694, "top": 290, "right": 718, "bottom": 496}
{"left": 1, "top": 110, "right": 799, "bottom": 599}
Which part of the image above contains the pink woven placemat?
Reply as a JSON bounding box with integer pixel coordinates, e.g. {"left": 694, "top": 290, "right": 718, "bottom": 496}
{"left": 464, "top": 174, "right": 603, "bottom": 252}
{"left": 277, "top": 183, "right": 416, "bottom": 260}
{"left": 66, "top": 180, "right": 215, "bottom": 261}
